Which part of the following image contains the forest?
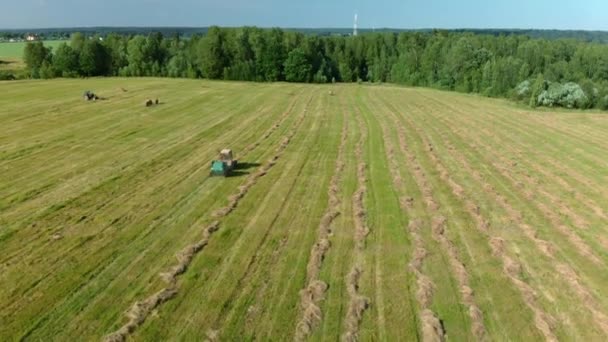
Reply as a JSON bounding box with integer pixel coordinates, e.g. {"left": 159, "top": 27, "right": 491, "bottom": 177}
{"left": 15, "top": 26, "right": 608, "bottom": 109}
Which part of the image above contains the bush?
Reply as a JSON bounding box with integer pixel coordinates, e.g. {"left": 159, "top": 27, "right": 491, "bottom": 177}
{"left": 513, "top": 80, "right": 531, "bottom": 101}
{"left": 537, "top": 82, "right": 589, "bottom": 108}
{"left": 0, "top": 71, "right": 16, "bottom": 80}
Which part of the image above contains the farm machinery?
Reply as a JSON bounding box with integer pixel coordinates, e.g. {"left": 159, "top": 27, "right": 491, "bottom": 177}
{"left": 83, "top": 90, "right": 99, "bottom": 101}
{"left": 211, "top": 149, "right": 238, "bottom": 176}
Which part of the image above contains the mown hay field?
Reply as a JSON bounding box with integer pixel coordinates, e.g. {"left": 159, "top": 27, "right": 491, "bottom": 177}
{"left": 0, "top": 78, "right": 607, "bottom": 341}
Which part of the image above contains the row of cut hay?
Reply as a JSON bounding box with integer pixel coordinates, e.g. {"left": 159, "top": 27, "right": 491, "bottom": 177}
{"left": 380, "top": 101, "right": 487, "bottom": 341}
{"left": 104, "top": 95, "right": 313, "bottom": 342}
{"left": 415, "top": 90, "right": 605, "bottom": 216}
{"left": 464, "top": 124, "right": 603, "bottom": 266}
{"left": 398, "top": 107, "right": 557, "bottom": 341}
{"left": 458, "top": 149, "right": 608, "bottom": 334}
{"left": 104, "top": 222, "right": 219, "bottom": 342}
{"left": 342, "top": 115, "right": 370, "bottom": 342}
{"left": 241, "top": 97, "right": 300, "bottom": 155}
{"left": 421, "top": 106, "right": 608, "bottom": 335}
{"left": 295, "top": 111, "right": 348, "bottom": 341}
{"left": 212, "top": 98, "right": 311, "bottom": 219}
{"left": 378, "top": 110, "right": 445, "bottom": 342}
{"left": 424, "top": 101, "right": 605, "bottom": 265}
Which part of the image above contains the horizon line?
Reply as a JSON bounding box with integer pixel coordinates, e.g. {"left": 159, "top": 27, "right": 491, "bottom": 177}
{"left": 1, "top": 26, "right": 608, "bottom": 33}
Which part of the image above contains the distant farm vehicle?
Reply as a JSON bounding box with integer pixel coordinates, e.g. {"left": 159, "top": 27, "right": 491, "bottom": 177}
{"left": 83, "top": 91, "right": 99, "bottom": 101}
{"left": 145, "top": 98, "right": 160, "bottom": 107}
{"left": 211, "top": 149, "right": 238, "bottom": 177}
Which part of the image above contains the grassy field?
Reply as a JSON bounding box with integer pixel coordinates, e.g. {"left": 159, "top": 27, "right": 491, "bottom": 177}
{"left": 0, "top": 78, "right": 607, "bottom": 341}
{"left": 0, "top": 41, "right": 65, "bottom": 72}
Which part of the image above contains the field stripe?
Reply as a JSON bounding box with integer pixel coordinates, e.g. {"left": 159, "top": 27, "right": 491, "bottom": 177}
{"left": 294, "top": 97, "right": 348, "bottom": 340}
{"left": 398, "top": 90, "right": 608, "bottom": 337}
{"left": 341, "top": 110, "right": 371, "bottom": 342}
{"left": 374, "top": 97, "right": 445, "bottom": 341}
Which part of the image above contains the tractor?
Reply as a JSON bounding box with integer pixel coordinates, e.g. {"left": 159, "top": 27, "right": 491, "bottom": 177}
{"left": 83, "top": 91, "right": 99, "bottom": 101}
{"left": 210, "top": 149, "right": 238, "bottom": 176}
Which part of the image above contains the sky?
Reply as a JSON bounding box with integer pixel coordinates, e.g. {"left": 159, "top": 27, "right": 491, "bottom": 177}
{"left": 0, "top": 0, "right": 607, "bottom": 30}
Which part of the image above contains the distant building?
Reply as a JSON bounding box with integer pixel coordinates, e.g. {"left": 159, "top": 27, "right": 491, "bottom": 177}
{"left": 26, "top": 35, "right": 37, "bottom": 41}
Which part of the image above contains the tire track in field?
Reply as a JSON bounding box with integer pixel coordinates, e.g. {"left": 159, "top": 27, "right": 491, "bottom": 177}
{"left": 405, "top": 101, "right": 608, "bottom": 336}
{"left": 390, "top": 101, "right": 558, "bottom": 342}
{"left": 375, "top": 107, "right": 444, "bottom": 341}
{"left": 341, "top": 114, "right": 370, "bottom": 342}
{"left": 294, "top": 107, "right": 347, "bottom": 340}
{"left": 378, "top": 104, "right": 486, "bottom": 341}
{"left": 103, "top": 95, "right": 312, "bottom": 342}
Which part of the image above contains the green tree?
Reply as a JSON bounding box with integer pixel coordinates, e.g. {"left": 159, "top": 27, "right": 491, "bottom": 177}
{"left": 79, "top": 39, "right": 110, "bottom": 76}
{"left": 23, "top": 41, "right": 51, "bottom": 77}
{"left": 199, "top": 26, "right": 228, "bottom": 79}
{"left": 53, "top": 43, "right": 79, "bottom": 77}
{"left": 103, "top": 33, "right": 128, "bottom": 75}
{"left": 283, "top": 48, "right": 311, "bottom": 83}
{"left": 258, "top": 28, "right": 286, "bottom": 81}
{"left": 529, "top": 74, "right": 547, "bottom": 107}
{"left": 126, "top": 36, "right": 147, "bottom": 76}
{"left": 39, "top": 60, "right": 56, "bottom": 79}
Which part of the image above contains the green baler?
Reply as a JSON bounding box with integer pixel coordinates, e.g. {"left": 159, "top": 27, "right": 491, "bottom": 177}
{"left": 210, "top": 149, "right": 238, "bottom": 176}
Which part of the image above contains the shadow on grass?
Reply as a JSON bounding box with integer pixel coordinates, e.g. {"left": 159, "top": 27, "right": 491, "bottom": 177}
{"left": 226, "top": 170, "right": 251, "bottom": 178}
{"left": 223, "top": 162, "right": 262, "bottom": 178}
{"left": 234, "top": 162, "right": 261, "bottom": 171}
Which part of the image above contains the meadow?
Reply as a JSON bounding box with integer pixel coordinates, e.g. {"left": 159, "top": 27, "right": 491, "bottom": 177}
{"left": 0, "top": 78, "right": 607, "bottom": 341}
{"left": 0, "top": 40, "right": 64, "bottom": 71}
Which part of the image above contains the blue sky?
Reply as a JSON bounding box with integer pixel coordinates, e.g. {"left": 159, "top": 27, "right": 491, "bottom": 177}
{"left": 1, "top": 0, "right": 606, "bottom": 30}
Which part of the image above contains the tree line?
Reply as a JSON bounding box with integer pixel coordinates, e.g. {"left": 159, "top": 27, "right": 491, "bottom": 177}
{"left": 18, "top": 26, "right": 608, "bottom": 109}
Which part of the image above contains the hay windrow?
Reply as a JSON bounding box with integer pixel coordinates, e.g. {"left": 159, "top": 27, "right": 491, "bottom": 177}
{"left": 104, "top": 222, "right": 220, "bottom": 342}
{"left": 341, "top": 115, "right": 370, "bottom": 342}
{"left": 416, "top": 101, "right": 608, "bottom": 335}
{"left": 295, "top": 111, "right": 348, "bottom": 341}
{"left": 105, "top": 97, "right": 313, "bottom": 342}
{"left": 213, "top": 99, "right": 309, "bottom": 219}
{"left": 431, "top": 108, "right": 602, "bottom": 267}
{"left": 555, "top": 263, "right": 608, "bottom": 335}
{"left": 378, "top": 102, "right": 489, "bottom": 341}
{"left": 376, "top": 105, "right": 449, "bottom": 341}
{"left": 342, "top": 266, "right": 370, "bottom": 342}
{"left": 421, "top": 309, "right": 446, "bottom": 342}
{"left": 395, "top": 103, "right": 565, "bottom": 341}
{"left": 241, "top": 96, "right": 299, "bottom": 155}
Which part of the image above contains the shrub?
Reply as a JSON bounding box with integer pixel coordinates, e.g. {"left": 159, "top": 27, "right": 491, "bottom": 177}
{"left": 537, "top": 82, "right": 589, "bottom": 108}
{"left": 0, "top": 71, "right": 16, "bottom": 80}
{"left": 513, "top": 80, "right": 531, "bottom": 101}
